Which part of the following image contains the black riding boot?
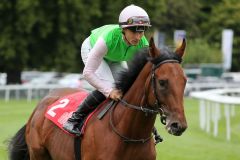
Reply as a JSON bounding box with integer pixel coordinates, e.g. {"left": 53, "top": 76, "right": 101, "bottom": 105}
{"left": 63, "top": 90, "right": 106, "bottom": 136}
{"left": 153, "top": 127, "right": 163, "bottom": 144}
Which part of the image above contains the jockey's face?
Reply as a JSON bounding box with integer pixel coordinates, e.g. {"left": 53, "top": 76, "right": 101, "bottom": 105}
{"left": 123, "top": 27, "right": 144, "bottom": 46}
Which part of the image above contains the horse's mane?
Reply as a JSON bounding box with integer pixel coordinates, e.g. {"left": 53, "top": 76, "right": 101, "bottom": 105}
{"left": 115, "top": 47, "right": 182, "bottom": 94}
{"left": 115, "top": 48, "right": 148, "bottom": 93}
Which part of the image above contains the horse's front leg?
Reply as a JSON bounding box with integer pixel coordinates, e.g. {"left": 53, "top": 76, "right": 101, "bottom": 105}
{"left": 28, "top": 147, "right": 52, "bottom": 160}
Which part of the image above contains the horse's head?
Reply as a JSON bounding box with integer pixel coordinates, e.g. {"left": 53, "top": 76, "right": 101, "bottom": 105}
{"left": 148, "top": 37, "right": 187, "bottom": 136}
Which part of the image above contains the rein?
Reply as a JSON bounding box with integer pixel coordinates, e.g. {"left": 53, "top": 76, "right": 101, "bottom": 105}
{"left": 119, "top": 99, "right": 159, "bottom": 115}
{"left": 109, "top": 102, "right": 153, "bottom": 143}
{"left": 110, "top": 57, "right": 181, "bottom": 144}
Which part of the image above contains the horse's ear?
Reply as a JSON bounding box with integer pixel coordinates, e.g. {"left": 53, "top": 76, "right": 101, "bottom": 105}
{"left": 149, "top": 37, "right": 160, "bottom": 58}
{"left": 175, "top": 38, "right": 186, "bottom": 57}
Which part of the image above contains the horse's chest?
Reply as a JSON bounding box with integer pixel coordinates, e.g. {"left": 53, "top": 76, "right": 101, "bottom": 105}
{"left": 103, "top": 145, "right": 156, "bottom": 160}
{"left": 103, "top": 154, "right": 156, "bottom": 160}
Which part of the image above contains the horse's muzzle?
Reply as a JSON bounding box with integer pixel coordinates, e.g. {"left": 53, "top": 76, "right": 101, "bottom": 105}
{"left": 166, "top": 121, "right": 187, "bottom": 136}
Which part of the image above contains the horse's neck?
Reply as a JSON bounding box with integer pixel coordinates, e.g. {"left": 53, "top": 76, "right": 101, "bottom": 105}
{"left": 116, "top": 62, "right": 156, "bottom": 137}
{"left": 124, "top": 62, "right": 151, "bottom": 103}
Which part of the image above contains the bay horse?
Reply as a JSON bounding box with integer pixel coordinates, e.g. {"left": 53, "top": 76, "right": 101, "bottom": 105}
{"left": 8, "top": 37, "right": 187, "bottom": 160}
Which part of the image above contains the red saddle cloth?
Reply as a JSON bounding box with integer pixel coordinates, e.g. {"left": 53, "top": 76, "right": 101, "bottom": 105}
{"left": 45, "top": 91, "right": 95, "bottom": 136}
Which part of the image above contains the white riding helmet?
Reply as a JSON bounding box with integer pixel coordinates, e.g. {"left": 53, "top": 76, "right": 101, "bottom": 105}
{"left": 119, "top": 4, "right": 151, "bottom": 29}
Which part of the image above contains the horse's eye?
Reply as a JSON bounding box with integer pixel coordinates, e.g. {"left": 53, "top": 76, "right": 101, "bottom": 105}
{"left": 158, "top": 80, "right": 168, "bottom": 89}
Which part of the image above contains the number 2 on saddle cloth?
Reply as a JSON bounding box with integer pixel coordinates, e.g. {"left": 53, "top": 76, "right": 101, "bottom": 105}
{"left": 45, "top": 91, "right": 109, "bottom": 136}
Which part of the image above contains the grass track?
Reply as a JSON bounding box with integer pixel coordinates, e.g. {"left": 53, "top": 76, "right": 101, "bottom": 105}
{"left": 0, "top": 98, "right": 240, "bottom": 160}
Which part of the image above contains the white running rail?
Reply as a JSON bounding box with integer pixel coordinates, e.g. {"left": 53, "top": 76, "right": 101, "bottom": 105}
{"left": 190, "top": 88, "right": 240, "bottom": 141}
{"left": 0, "top": 84, "right": 64, "bottom": 102}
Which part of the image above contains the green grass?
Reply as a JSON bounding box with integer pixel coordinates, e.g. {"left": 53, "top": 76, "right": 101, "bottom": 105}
{"left": 0, "top": 100, "right": 37, "bottom": 160}
{"left": 156, "top": 98, "right": 240, "bottom": 160}
{"left": 0, "top": 98, "right": 240, "bottom": 160}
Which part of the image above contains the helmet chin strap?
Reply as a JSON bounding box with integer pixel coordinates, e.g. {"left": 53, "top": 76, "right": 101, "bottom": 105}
{"left": 122, "top": 30, "right": 132, "bottom": 46}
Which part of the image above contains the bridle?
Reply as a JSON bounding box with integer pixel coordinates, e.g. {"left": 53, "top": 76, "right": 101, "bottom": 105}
{"left": 110, "top": 54, "right": 182, "bottom": 143}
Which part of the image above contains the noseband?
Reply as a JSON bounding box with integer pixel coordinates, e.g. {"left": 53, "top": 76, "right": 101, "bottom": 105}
{"left": 110, "top": 53, "right": 182, "bottom": 143}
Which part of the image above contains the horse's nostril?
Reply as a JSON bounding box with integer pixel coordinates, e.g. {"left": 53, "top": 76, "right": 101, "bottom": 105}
{"left": 168, "top": 121, "right": 187, "bottom": 136}
{"left": 171, "top": 122, "right": 180, "bottom": 130}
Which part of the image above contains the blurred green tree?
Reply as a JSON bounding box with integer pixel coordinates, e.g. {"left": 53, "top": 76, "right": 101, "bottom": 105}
{"left": 202, "top": 0, "right": 240, "bottom": 71}
{"left": 184, "top": 38, "right": 221, "bottom": 65}
{"left": 1, "top": 0, "right": 240, "bottom": 84}
{"left": 155, "top": 0, "right": 202, "bottom": 40}
{"left": 0, "top": 0, "right": 101, "bottom": 84}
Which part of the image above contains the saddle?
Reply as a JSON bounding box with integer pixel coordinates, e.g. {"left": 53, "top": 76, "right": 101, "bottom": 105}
{"left": 45, "top": 91, "right": 111, "bottom": 136}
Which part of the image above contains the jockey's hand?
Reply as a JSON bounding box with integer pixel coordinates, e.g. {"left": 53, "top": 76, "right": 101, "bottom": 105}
{"left": 109, "top": 89, "right": 123, "bottom": 101}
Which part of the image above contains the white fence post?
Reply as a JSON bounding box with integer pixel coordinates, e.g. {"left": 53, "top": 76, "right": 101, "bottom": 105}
{"left": 206, "top": 101, "right": 211, "bottom": 133}
{"left": 199, "top": 100, "right": 206, "bottom": 130}
{"left": 0, "top": 84, "right": 64, "bottom": 102}
{"left": 213, "top": 103, "right": 220, "bottom": 137}
{"left": 224, "top": 104, "right": 231, "bottom": 141}
{"left": 190, "top": 88, "right": 240, "bottom": 141}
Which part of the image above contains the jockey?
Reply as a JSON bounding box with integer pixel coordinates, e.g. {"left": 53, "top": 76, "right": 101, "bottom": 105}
{"left": 63, "top": 4, "right": 162, "bottom": 143}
